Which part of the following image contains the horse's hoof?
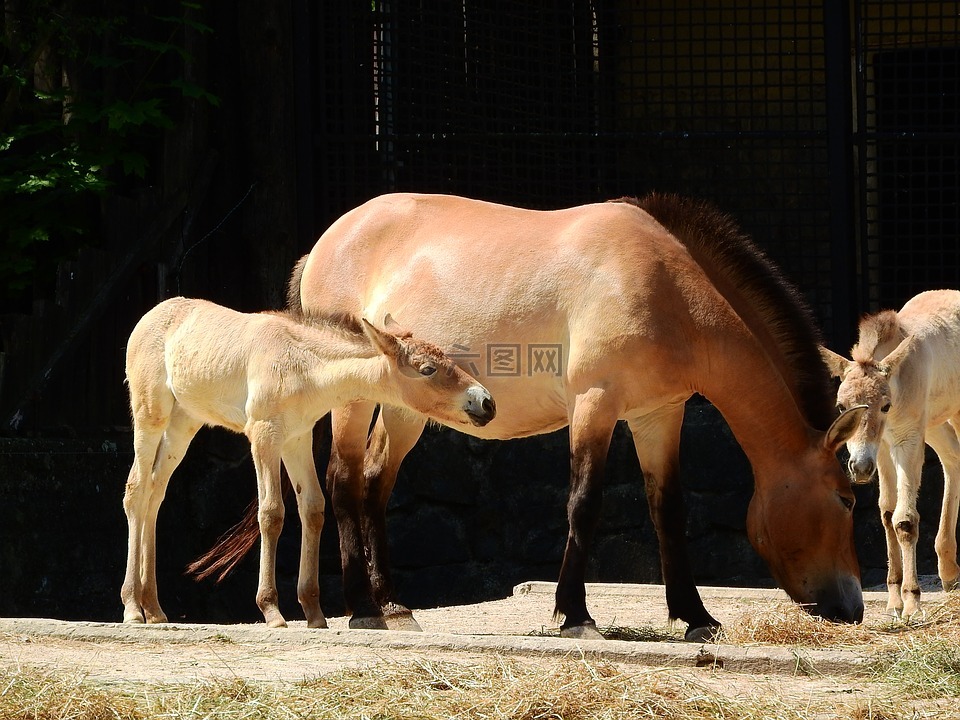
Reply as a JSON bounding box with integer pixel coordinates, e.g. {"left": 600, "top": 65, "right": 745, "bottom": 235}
{"left": 306, "top": 616, "right": 328, "bottom": 629}
{"left": 349, "top": 615, "right": 389, "bottom": 630}
{"left": 560, "top": 622, "right": 604, "bottom": 640}
{"left": 122, "top": 614, "right": 145, "bottom": 624}
{"left": 684, "top": 624, "right": 721, "bottom": 643}
{"left": 384, "top": 612, "right": 422, "bottom": 632}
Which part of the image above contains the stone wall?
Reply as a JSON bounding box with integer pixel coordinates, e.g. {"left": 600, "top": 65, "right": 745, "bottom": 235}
{"left": 0, "top": 399, "right": 941, "bottom": 624}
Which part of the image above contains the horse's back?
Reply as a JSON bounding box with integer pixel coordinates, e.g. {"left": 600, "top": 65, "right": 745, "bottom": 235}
{"left": 895, "top": 290, "right": 960, "bottom": 424}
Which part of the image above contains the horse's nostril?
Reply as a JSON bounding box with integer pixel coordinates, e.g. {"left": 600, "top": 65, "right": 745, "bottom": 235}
{"left": 482, "top": 397, "right": 496, "bottom": 417}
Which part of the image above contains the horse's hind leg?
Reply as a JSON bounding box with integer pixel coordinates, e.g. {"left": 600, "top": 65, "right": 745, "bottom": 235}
{"left": 138, "top": 405, "right": 200, "bottom": 623}
{"left": 121, "top": 379, "right": 173, "bottom": 623}
{"left": 363, "top": 407, "right": 426, "bottom": 630}
{"left": 247, "top": 419, "right": 288, "bottom": 628}
{"left": 556, "top": 387, "right": 618, "bottom": 640}
{"left": 927, "top": 421, "right": 960, "bottom": 591}
{"left": 628, "top": 405, "right": 721, "bottom": 642}
{"left": 282, "top": 430, "right": 327, "bottom": 628}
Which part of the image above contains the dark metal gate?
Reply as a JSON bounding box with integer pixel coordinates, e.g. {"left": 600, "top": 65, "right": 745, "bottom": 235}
{"left": 309, "top": 1, "right": 960, "bottom": 349}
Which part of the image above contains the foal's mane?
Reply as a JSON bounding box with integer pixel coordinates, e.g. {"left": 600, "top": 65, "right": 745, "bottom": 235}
{"left": 614, "top": 193, "right": 835, "bottom": 431}
{"left": 852, "top": 310, "right": 903, "bottom": 364}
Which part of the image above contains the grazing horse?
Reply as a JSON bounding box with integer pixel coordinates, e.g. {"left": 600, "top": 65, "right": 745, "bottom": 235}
{"left": 195, "top": 193, "right": 866, "bottom": 641}
{"left": 121, "top": 296, "right": 495, "bottom": 628}
{"left": 821, "top": 289, "right": 960, "bottom": 619}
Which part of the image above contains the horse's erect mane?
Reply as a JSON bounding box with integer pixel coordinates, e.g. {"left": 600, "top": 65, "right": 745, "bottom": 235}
{"left": 613, "top": 193, "right": 835, "bottom": 431}
{"left": 852, "top": 310, "right": 904, "bottom": 364}
{"left": 265, "top": 307, "right": 366, "bottom": 337}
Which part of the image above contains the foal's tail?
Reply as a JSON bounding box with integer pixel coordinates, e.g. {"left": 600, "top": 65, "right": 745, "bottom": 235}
{"left": 185, "top": 499, "right": 263, "bottom": 582}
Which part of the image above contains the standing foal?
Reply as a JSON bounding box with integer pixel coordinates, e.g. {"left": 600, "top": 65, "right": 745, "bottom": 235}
{"left": 121, "top": 296, "right": 495, "bottom": 628}
{"left": 822, "top": 289, "right": 960, "bottom": 619}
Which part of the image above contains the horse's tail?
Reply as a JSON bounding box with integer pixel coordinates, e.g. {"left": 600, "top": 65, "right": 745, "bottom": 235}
{"left": 286, "top": 254, "right": 309, "bottom": 315}
{"left": 185, "top": 499, "right": 262, "bottom": 582}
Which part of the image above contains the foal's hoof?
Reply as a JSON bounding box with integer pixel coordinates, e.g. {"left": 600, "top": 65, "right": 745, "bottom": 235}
{"left": 384, "top": 612, "right": 422, "bottom": 632}
{"left": 560, "top": 621, "right": 604, "bottom": 640}
{"left": 349, "top": 614, "right": 390, "bottom": 630}
{"left": 684, "top": 624, "right": 721, "bottom": 643}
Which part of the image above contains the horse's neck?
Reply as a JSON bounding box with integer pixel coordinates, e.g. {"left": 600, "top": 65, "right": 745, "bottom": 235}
{"left": 297, "top": 328, "right": 398, "bottom": 406}
{"left": 698, "top": 337, "right": 814, "bottom": 472}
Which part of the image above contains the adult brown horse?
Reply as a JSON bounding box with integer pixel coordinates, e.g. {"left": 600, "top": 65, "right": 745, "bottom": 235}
{"left": 200, "top": 192, "right": 866, "bottom": 641}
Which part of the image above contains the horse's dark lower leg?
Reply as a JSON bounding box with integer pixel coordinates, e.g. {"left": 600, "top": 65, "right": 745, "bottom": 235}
{"left": 648, "top": 475, "right": 720, "bottom": 639}
{"left": 362, "top": 411, "right": 426, "bottom": 629}
{"left": 327, "top": 403, "right": 386, "bottom": 628}
{"left": 629, "top": 408, "right": 720, "bottom": 641}
{"left": 556, "top": 393, "right": 616, "bottom": 639}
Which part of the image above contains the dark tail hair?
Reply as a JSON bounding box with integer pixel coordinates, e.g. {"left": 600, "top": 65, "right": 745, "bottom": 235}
{"left": 185, "top": 500, "right": 263, "bottom": 582}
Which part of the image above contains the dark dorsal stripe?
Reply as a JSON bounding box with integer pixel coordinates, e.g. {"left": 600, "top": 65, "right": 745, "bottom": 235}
{"left": 613, "top": 193, "right": 835, "bottom": 431}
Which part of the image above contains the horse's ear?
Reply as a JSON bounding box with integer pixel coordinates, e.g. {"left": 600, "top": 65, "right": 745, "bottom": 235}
{"left": 823, "top": 404, "right": 867, "bottom": 453}
{"left": 819, "top": 345, "right": 852, "bottom": 379}
{"left": 361, "top": 318, "right": 402, "bottom": 357}
{"left": 878, "top": 334, "right": 916, "bottom": 377}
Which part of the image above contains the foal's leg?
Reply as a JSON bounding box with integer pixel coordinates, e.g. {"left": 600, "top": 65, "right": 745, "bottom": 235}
{"left": 556, "top": 387, "right": 618, "bottom": 639}
{"left": 121, "top": 406, "right": 168, "bottom": 623}
{"left": 926, "top": 421, "right": 960, "bottom": 591}
{"left": 628, "top": 405, "right": 720, "bottom": 642}
{"left": 363, "top": 408, "right": 427, "bottom": 630}
{"left": 282, "top": 430, "right": 327, "bottom": 628}
{"left": 876, "top": 442, "right": 904, "bottom": 616}
{"left": 889, "top": 435, "right": 926, "bottom": 619}
{"left": 247, "top": 419, "right": 288, "bottom": 628}
{"left": 327, "top": 401, "right": 387, "bottom": 629}
{"left": 136, "top": 406, "right": 201, "bottom": 623}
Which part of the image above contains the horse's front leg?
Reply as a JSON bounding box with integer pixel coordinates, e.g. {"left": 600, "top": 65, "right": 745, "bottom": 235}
{"left": 362, "top": 407, "right": 426, "bottom": 630}
{"left": 926, "top": 422, "right": 960, "bottom": 591}
{"left": 628, "top": 405, "right": 720, "bottom": 641}
{"left": 888, "top": 436, "right": 925, "bottom": 619}
{"left": 327, "top": 401, "right": 387, "bottom": 629}
{"left": 282, "top": 430, "right": 327, "bottom": 628}
{"left": 247, "top": 420, "right": 287, "bottom": 628}
{"left": 876, "top": 444, "right": 904, "bottom": 616}
{"left": 555, "top": 388, "right": 618, "bottom": 639}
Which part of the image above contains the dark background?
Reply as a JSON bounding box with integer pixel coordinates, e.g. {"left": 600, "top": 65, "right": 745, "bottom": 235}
{"left": 1, "top": 0, "right": 957, "bottom": 623}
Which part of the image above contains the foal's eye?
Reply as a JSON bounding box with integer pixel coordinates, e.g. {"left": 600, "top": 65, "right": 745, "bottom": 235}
{"left": 419, "top": 365, "right": 437, "bottom": 377}
{"left": 839, "top": 494, "right": 855, "bottom": 511}
{"left": 836, "top": 403, "right": 845, "bottom": 414}
{"left": 881, "top": 402, "right": 891, "bottom": 413}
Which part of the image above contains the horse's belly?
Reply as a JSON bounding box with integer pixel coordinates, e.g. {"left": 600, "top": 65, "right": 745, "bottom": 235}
{"left": 450, "top": 375, "right": 569, "bottom": 440}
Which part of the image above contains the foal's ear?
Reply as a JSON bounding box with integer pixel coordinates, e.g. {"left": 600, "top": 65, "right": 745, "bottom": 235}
{"left": 823, "top": 404, "right": 867, "bottom": 453}
{"left": 878, "top": 334, "right": 916, "bottom": 377}
{"left": 819, "top": 345, "right": 852, "bottom": 378}
{"left": 361, "top": 317, "right": 402, "bottom": 357}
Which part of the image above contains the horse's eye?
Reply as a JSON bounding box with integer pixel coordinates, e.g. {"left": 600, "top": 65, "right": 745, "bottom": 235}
{"left": 881, "top": 402, "right": 891, "bottom": 413}
{"left": 839, "top": 494, "right": 855, "bottom": 511}
{"left": 836, "top": 403, "right": 845, "bottom": 414}
{"left": 419, "top": 365, "right": 437, "bottom": 377}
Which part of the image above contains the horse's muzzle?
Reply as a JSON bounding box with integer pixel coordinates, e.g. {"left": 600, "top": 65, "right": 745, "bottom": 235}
{"left": 466, "top": 390, "right": 496, "bottom": 426}
{"left": 806, "top": 576, "right": 864, "bottom": 624}
{"left": 847, "top": 456, "right": 877, "bottom": 485}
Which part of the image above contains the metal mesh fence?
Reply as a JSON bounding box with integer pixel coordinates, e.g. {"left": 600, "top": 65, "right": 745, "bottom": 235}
{"left": 856, "top": 2, "right": 960, "bottom": 311}
{"left": 312, "top": 1, "right": 960, "bottom": 343}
